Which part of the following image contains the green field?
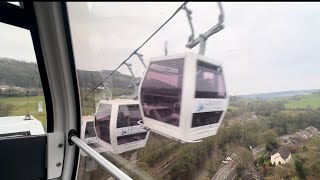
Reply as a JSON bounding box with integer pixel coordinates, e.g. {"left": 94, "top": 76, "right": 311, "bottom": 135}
{"left": 0, "top": 93, "right": 98, "bottom": 131}
{"left": 285, "top": 94, "right": 320, "bottom": 109}
{"left": 4, "top": 93, "right": 317, "bottom": 130}
{"left": 0, "top": 95, "right": 47, "bottom": 129}
{"left": 228, "top": 106, "right": 239, "bottom": 111}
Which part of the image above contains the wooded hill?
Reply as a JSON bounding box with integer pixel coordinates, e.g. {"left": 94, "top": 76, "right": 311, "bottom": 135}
{"left": 0, "top": 58, "right": 135, "bottom": 91}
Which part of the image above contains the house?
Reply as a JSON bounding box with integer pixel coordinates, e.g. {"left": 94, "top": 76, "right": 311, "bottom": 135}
{"left": 283, "top": 138, "right": 292, "bottom": 145}
{"left": 296, "top": 129, "right": 313, "bottom": 139}
{"left": 0, "top": 85, "right": 9, "bottom": 91}
{"left": 271, "top": 146, "right": 291, "bottom": 166}
{"left": 305, "top": 126, "right": 320, "bottom": 137}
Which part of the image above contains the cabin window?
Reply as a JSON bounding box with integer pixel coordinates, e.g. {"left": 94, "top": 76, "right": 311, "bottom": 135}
{"left": 84, "top": 121, "right": 96, "bottom": 138}
{"left": 140, "top": 59, "right": 184, "bottom": 126}
{"left": 117, "top": 132, "right": 148, "bottom": 145}
{"left": 192, "top": 111, "right": 223, "bottom": 128}
{"left": 195, "top": 60, "right": 226, "bottom": 99}
{"left": 117, "top": 104, "right": 142, "bottom": 128}
{"left": 95, "top": 104, "right": 111, "bottom": 144}
{"left": 0, "top": 22, "right": 48, "bottom": 132}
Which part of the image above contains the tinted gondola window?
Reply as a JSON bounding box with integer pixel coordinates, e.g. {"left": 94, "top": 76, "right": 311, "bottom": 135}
{"left": 195, "top": 61, "right": 226, "bottom": 99}
{"left": 117, "top": 104, "right": 142, "bottom": 128}
{"left": 95, "top": 104, "right": 111, "bottom": 144}
{"left": 85, "top": 121, "right": 96, "bottom": 138}
{"left": 140, "top": 59, "right": 184, "bottom": 126}
{"left": 117, "top": 132, "right": 148, "bottom": 145}
{"left": 192, "top": 111, "right": 223, "bottom": 128}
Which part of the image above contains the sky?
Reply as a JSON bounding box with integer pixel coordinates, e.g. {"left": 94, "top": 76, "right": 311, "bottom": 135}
{"left": 1, "top": 2, "right": 320, "bottom": 95}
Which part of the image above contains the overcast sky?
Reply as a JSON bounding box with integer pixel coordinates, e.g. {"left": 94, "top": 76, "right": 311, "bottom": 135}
{"left": 1, "top": 2, "right": 320, "bottom": 95}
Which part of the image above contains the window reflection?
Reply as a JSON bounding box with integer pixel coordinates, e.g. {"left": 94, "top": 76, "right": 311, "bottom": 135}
{"left": 117, "top": 132, "right": 148, "bottom": 145}
{"left": 195, "top": 60, "right": 226, "bottom": 99}
{"left": 117, "top": 104, "right": 142, "bottom": 128}
{"left": 95, "top": 104, "right": 111, "bottom": 144}
{"left": 192, "top": 111, "right": 223, "bottom": 128}
{"left": 140, "top": 59, "right": 184, "bottom": 126}
{"left": 85, "top": 121, "right": 96, "bottom": 138}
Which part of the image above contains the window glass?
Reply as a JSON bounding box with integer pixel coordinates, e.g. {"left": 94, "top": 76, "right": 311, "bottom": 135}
{"left": 67, "top": 2, "right": 320, "bottom": 180}
{"left": 95, "top": 103, "right": 111, "bottom": 144}
{"left": 117, "top": 104, "right": 142, "bottom": 128}
{"left": 117, "top": 132, "right": 148, "bottom": 145}
{"left": 140, "top": 59, "right": 184, "bottom": 126}
{"left": 84, "top": 121, "right": 96, "bottom": 138}
{"left": 0, "top": 22, "right": 47, "bottom": 133}
{"left": 192, "top": 111, "right": 223, "bottom": 128}
{"left": 195, "top": 60, "right": 226, "bottom": 99}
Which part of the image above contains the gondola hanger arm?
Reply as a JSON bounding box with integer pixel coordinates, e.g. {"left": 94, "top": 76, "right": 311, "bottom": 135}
{"left": 134, "top": 51, "right": 146, "bottom": 68}
{"left": 184, "top": 2, "right": 225, "bottom": 55}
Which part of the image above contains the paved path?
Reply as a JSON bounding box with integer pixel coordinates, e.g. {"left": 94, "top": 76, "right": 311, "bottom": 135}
{"left": 211, "top": 159, "right": 237, "bottom": 180}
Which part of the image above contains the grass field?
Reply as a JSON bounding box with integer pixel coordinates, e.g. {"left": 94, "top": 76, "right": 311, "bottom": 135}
{"left": 0, "top": 95, "right": 47, "bottom": 129}
{"left": 0, "top": 93, "right": 97, "bottom": 131}
{"left": 0, "top": 91, "right": 113, "bottom": 131}
{"left": 285, "top": 93, "right": 320, "bottom": 109}
{"left": 280, "top": 110, "right": 307, "bottom": 116}
{"left": 8, "top": 92, "right": 319, "bottom": 132}
{"left": 228, "top": 106, "right": 239, "bottom": 111}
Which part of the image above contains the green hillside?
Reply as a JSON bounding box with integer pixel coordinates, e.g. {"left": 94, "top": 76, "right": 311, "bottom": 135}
{"left": 0, "top": 58, "right": 135, "bottom": 91}
{"left": 285, "top": 93, "right": 320, "bottom": 109}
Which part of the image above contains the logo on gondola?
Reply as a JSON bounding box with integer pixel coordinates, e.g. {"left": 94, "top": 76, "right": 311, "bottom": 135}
{"left": 121, "top": 129, "right": 127, "bottom": 135}
{"left": 197, "top": 103, "right": 205, "bottom": 112}
{"left": 196, "top": 99, "right": 226, "bottom": 112}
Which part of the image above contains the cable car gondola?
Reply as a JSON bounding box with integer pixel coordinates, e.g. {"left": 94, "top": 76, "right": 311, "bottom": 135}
{"left": 138, "top": 52, "right": 229, "bottom": 143}
{"left": 80, "top": 115, "right": 107, "bottom": 156}
{"left": 94, "top": 99, "right": 150, "bottom": 154}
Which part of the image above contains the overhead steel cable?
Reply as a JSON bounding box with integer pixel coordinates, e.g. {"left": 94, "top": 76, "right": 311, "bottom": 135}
{"left": 26, "top": 63, "right": 38, "bottom": 115}
{"left": 81, "top": 2, "right": 188, "bottom": 101}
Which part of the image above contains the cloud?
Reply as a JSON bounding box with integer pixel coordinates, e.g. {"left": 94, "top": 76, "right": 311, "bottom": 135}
{"left": 2, "top": 2, "right": 320, "bottom": 95}
{"left": 0, "top": 23, "right": 36, "bottom": 62}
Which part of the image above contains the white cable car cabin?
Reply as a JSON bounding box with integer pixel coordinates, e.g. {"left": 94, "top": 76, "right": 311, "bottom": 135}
{"left": 139, "top": 52, "right": 229, "bottom": 143}
{"left": 94, "top": 99, "right": 150, "bottom": 154}
{"left": 80, "top": 115, "right": 107, "bottom": 156}
{"left": 0, "top": 115, "right": 45, "bottom": 138}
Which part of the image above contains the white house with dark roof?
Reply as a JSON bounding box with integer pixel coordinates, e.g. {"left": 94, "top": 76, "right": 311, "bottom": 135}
{"left": 270, "top": 146, "right": 291, "bottom": 166}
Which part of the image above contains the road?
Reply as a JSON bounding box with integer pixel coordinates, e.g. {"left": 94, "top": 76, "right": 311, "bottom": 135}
{"left": 243, "top": 166, "right": 263, "bottom": 180}
{"left": 211, "top": 154, "right": 263, "bottom": 180}
{"left": 211, "top": 159, "right": 237, "bottom": 180}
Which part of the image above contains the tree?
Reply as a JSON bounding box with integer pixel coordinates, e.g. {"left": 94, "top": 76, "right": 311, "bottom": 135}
{"left": 258, "top": 130, "right": 278, "bottom": 152}
{"left": 259, "top": 164, "right": 268, "bottom": 177}
{"left": 0, "top": 103, "right": 15, "bottom": 117}
{"left": 265, "top": 139, "right": 278, "bottom": 152}
{"left": 233, "top": 146, "right": 254, "bottom": 176}
{"left": 258, "top": 156, "right": 266, "bottom": 166}
{"left": 295, "top": 160, "right": 306, "bottom": 178}
{"left": 207, "top": 159, "right": 220, "bottom": 177}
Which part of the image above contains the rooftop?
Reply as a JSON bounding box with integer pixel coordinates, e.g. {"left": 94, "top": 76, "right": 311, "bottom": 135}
{"left": 272, "top": 146, "right": 291, "bottom": 160}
